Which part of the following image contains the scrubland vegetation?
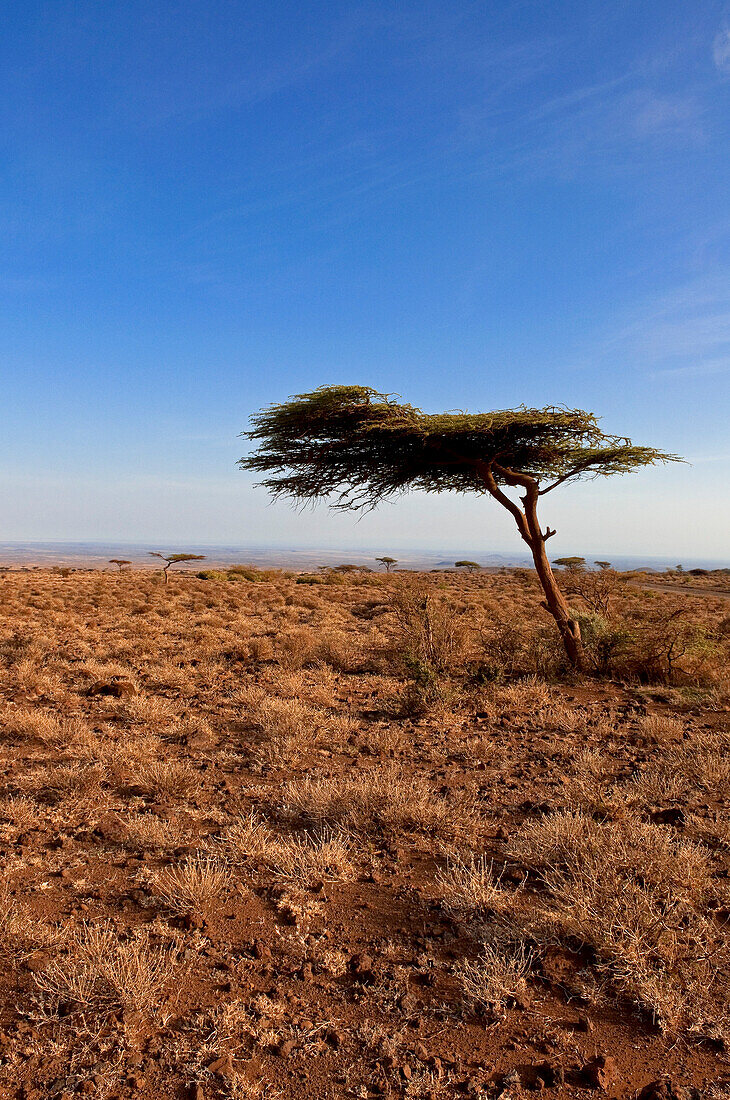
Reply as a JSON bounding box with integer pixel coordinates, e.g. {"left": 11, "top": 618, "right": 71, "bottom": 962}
{"left": 0, "top": 564, "right": 729, "bottom": 1098}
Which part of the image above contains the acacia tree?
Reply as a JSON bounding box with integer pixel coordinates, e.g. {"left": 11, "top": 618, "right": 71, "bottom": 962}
{"left": 109, "top": 559, "right": 132, "bottom": 573}
{"left": 553, "top": 556, "right": 586, "bottom": 573}
{"left": 455, "top": 560, "right": 481, "bottom": 573}
{"left": 239, "top": 386, "right": 678, "bottom": 668}
{"left": 376, "top": 556, "right": 398, "bottom": 572}
{"left": 149, "top": 552, "right": 206, "bottom": 584}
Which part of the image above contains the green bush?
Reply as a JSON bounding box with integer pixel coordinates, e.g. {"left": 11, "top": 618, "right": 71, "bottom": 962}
{"left": 572, "top": 611, "right": 632, "bottom": 675}
{"left": 227, "top": 566, "right": 288, "bottom": 582}
{"left": 197, "top": 566, "right": 290, "bottom": 583}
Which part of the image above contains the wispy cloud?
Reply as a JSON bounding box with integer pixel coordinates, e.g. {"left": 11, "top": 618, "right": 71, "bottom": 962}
{"left": 632, "top": 92, "right": 703, "bottom": 137}
{"left": 652, "top": 357, "right": 730, "bottom": 378}
{"left": 713, "top": 26, "right": 730, "bottom": 73}
{"left": 601, "top": 277, "right": 730, "bottom": 377}
{"left": 494, "top": 80, "right": 708, "bottom": 179}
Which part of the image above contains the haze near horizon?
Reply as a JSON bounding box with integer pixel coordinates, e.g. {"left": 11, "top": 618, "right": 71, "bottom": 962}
{"left": 1, "top": 2, "right": 729, "bottom": 560}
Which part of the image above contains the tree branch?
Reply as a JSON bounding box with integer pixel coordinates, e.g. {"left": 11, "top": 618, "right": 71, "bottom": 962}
{"left": 538, "top": 460, "right": 595, "bottom": 495}
{"left": 476, "top": 461, "right": 531, "bottom": 543}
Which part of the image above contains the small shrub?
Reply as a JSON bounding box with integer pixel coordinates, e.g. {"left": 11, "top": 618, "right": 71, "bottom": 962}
{"left": 146, "top": 857, "right": 231, "bottom": 915}
{"left": 509, "top": 812, "right": 722, "bottom": 1033}
{"left": 33, "top": 922, "right": 180, "bottom": 1032}
{"left": 282, "top": 767, "right": 480, "bottom": 840}
{"left": 455, "top": 938, "right": 533, "bottom": 1016}
{"left": 436, "top": 856, "right": 510, "bottom": 917}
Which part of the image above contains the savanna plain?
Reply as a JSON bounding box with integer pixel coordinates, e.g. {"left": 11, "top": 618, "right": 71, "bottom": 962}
{"left": 1, "top": 563, "right": 730, "bottom": 1100}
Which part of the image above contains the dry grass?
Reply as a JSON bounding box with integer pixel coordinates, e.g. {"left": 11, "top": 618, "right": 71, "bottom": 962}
{"left": 509, "top": 812, "right": 725, "bottom": 1033}
{"left": 32, "top": 922, "right": 182, "bottom": 1032}
{"left": 0, "top": 565, "right": 728, "bottom": 1094}
{"left": 281, "top": 766, "right": 480, "bottom": 840}
{"left": 121, "top": 758, "right": 200, "bottom": 800}
{"left": 240, "top": 688, "right": 354, "bottom": 767}
{"left": 436, "top": 855, "right": 511, "bottom": 917}
{"left": 121, "top": 811, "right": 192, "bottom": 852}
{"left": 222, "top": 813, "right": 356, "bottom": 885}
{"left": 145, "top": 856, "right": 231, "bottom": 915}
{"left": 454, "top": 937, "right": 534, "bottom": 1017}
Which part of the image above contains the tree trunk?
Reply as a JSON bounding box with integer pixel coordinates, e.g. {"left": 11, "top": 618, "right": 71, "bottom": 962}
{"left": 526, "top": 529, "right": 584, "bottom": 670}
{"left": 521, "top": 486, "right": 584, "bottom": 670}
{"left": 479, "top": 461, "right": 585, "bottom": 670}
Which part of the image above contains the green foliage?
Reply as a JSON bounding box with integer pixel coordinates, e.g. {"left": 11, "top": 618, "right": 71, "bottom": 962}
{"left": 455, "top": 560, "right": 481, "bottom": 572}
{"left": 572, "top": 611, "right": 632, "bottom": 675}
{"left": 571, "top": 605, "right": 723, "bottom": 685}
{"left": 227, "top": 565, "right": 287, "bottom": 582}
{"left": 197, "top": 566, "right": 287, "bottom": 583}
{"left": 296, "top": 571, "right": 349, "bottom": 586}
{"left": 553, "top": 557, "right": 586, "bottom": 571}
{"left": 240, "top": 385, "right": 679, "bottom": 507}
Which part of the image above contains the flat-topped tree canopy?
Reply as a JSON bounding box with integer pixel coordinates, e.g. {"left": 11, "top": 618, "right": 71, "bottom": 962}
{"left": 240, "top": 385, "right": 681, "bottom": 669}
{"left": 240, "top": 385, "right": 677, "bottom": 509}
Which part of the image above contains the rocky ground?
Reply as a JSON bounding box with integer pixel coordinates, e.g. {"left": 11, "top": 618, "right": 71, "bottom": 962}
{"left": 0, "top": 567, "right": 729, "bottom": 1099}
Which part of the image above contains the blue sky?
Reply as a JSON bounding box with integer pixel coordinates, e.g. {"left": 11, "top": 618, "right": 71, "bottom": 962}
{"left": 2, "top": 1, "right": 729, "bottom": 561}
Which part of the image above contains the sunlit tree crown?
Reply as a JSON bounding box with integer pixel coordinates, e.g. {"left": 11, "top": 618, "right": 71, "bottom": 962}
{"left": 240, "top": 385, "right": 678, "bottom": 508}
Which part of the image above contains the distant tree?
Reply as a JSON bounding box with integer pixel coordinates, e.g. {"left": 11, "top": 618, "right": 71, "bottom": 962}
{"left": 594, "top": 560, "right": 612, "bottom": 571}
{"left": 149, "top": 552, "right": 206, "bottom": 584}
{"left": 109, "top": 559, "right": 132, "bottom": 573}
{"left": 332, "top": 563, "right": 360, "bottom": 573}
{"left": 553, "top": 557, "right": 586, "bottom": 573}
{"left": 455, "top": 560, "right": 481, "bottom": 573}
{"left": 676, "top": 564, "right": 684, "bottom": 573}
{"left": 376, "top": 556, "right": 398, "bottom": 572}
{"left": 239, "top": 386, "right": 679, "bottom": 668}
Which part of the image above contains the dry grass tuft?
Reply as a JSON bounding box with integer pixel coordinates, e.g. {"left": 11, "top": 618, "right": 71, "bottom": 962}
{"left": 242, "top": 690, "right": 353, "bottom": 767}
{"left": 282, "top": 766, "right": 480, "bottom": 839}
{"left": 121, "top": 812, "right": 192, "bottom": 852}
{"left": 510, "top": 812, "right": 724, "bottom": 1033}
{"left": 33, "top": 922, "right": 181, "bottom": 1030}
{"left": 454, "top": 936, "right": 534, "bottom": 1017}
{"left": 222, "top": 814, "right": 356, "bottom": 885}
{"left": 121, "top": 758, "right": 199, "bottom": 800}
{"left": 436, "top": 855, "right": 511, "bottom": 917}
{"left": 146, "top": 856, "right": 231, "bottom": 915}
